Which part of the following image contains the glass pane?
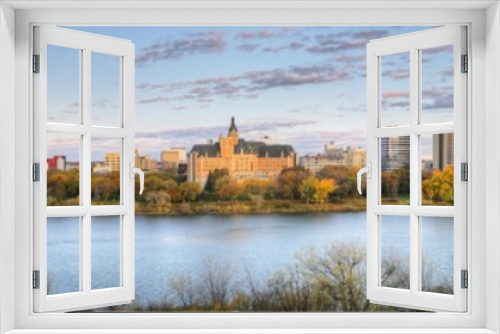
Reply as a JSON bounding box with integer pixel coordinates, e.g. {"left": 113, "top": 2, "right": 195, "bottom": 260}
{"left": 380, "top": 52, "right": 410, "bottom": 127}
{"left": 381, "top": 136, "right": 410, "bottom": 205}
{"left": 92, "top": 52, "right": 121, "bottom": 127}
{"left": 47, "top": 133, "right": 80, "bottom": 206}
{"left": 91, "top": 137, "right": 121, "bottom": 205}
{"left": 421, "top": 133, "right": 454, "bottom": 206}
{"left": 380, "top": 215, "right": 410, "bottom": 289}
{"left": 91, "top": 216, "right": 121, "bottom": 290}
{"left": 47, "top": 217, "right": 80, "bottom": 294}
{"left": 421, "top": 45, "right": 454, "bottom": 124}
{"left": 47, "top": 45, "right": 80, "bottom": 124}
{"left": 421, "top": 217, "right": 454, "bottom": 294}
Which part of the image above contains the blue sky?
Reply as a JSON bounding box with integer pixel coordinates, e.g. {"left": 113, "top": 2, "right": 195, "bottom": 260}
{"left": 47, "top": 26, "right": 453, "bottom": 161}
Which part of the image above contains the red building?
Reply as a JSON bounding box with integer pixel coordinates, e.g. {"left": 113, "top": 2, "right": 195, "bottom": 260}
{"left": 47, "top": 156, "right": 66, "bottom": 171}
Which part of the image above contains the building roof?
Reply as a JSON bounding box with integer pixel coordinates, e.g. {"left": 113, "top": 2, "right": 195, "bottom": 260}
{"left": 191, "top": 139, "right": 295, "bottom": 158}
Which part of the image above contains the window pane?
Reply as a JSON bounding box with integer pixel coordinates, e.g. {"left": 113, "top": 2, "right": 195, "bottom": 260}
{"left": 380, "top": 52, "right": 410, "bottom": 127}
{"left": 47, "top": 133, "right": 80, "bottom": 206}
{"left": 47, "top": 217, "right": 80, "bottom": 295}
{"left": 421, "top": 217, "right": 454, "bottom": 295}
{"left": 47, "top": 45, "right": 80, "bottom": 124}
{"left": 380, "top": 215, "right": 410, "bottom": 289}
{"left": 91, "top": 137, "right": 121, "bottom": 205}
{"left": 91, "top": 216, "right": 121, "bottom": 290}
{"left": 92, "top": 52, "right": 121, "bottom": 127}
{"left": 421, "top": 133, "right": 454, "bottom": 206}
{"left": 381, "top": 136, "right": 410, "bottom": 205}
{"left": 421, "top": 45, "right": 454, "bottom": 124}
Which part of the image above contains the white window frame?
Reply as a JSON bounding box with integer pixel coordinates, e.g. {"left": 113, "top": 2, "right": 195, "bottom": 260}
{"left": 1, "top": 2, "right": 498, "bottom": 333}
{"left": 366, "top": 26, "right": 467, "bottom": 312}
{"left": 32, "top": 25, "right": 136, "bottom": 313}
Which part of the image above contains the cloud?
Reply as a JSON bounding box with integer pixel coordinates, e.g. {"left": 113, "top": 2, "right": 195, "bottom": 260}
{"left": 236, "top": 43, "right": 260, "bottom": 52}
{"left": 382, "top": 91, "right": 410, "bottom": 100}
{"left": 262, "top": 41, "right": 305, "bottom": 53}
{"left": 138, "top": 97, "right": 170, "bottom": 104}
{"left": 422, "top": 87, "right": 453, "bottom": 109}
{"left": 333, "top": 54, "right": 365, "bottom": 63}
{"left": 382, "top": 68, "right": 410, "bottom": 80}
{"left": 236, "top": 30, "right": 275, "bottom": 39}
{"left": 136, "top": 31, "right": 226, "bottom": 65}
{"left": 136, "top": 63, "right": 353, "bottom": 104}
{"left": 134, "top": 119, "right": 318, "bottom": 153}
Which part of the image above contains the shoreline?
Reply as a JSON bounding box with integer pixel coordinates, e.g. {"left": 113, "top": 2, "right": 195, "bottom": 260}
{"left": 135, "top": 199, "right": 367, "bottom": 215}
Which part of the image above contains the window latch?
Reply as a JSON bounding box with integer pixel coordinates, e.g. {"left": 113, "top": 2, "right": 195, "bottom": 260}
{"left": 461, "top": 54, "right": 468, "bottom": 73}
{"left": 357, "top": 162, "right": 371, "bottom": 195}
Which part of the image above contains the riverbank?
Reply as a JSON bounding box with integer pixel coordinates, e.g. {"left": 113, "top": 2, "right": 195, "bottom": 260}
{"left": 135, "top": 199, "right": 367, "bottom": 215}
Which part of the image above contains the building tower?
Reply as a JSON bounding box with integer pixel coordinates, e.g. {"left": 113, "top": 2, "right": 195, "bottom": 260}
{"left": 220, "top": 117, "right": 239, "bottom": 157}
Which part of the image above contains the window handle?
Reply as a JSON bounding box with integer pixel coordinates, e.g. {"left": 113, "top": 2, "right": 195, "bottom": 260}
{"left": 129, "top": 162, "right": 144, "bottom": 195}
{"left": 357, "top": 162, "right": 371, "bottom": 195}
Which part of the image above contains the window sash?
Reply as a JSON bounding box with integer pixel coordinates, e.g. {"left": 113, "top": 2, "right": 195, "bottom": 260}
{"left": 366, "top": 26, "right": 467, "bottom": 312}
{"left": 32, "top": 25, "right": 136, "bottom": 313}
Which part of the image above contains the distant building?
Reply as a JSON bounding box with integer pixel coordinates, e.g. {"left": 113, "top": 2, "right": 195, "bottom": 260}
{"left": 299, "top": 142, "right": 366, "bottom": 175}
{"left": 66, "top": 162, "right": 79, "bottom": 170}
{"left": 381, "top": 136, "right": 410, "bottom": 171}
{"left": 104, "top": 148, "right": 157, "bottom": 173}
{"left": 104, "top": 152, "right": 120, "bottom": 172}
{"left": 47, "top": 156, "right": 66, "bottom": 171}
{"left": 92, "top": 162, "right": 111, "bottom": 174}
{"left": 188, "top": 117, "right": 296, "bottom": 186}
{"left": 161, "top": 147, "right": 187, "bottom": 170}
{"left": 433, "top": 133, "right": 454, "bottom": 170}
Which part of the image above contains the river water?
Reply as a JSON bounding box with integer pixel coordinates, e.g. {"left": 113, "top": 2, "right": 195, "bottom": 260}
{"left": 47, "top": 212, "right": 453, "bottom": 306}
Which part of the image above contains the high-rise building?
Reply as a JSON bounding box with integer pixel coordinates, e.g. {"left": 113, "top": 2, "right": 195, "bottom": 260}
{"left": 188, "top": 117, "right": 296, "bottom": 186}
{"left": 381, "top": 136, "right": 410, "bottom": 171}
{"left": 433, "top": 133, "right": 454, "bottom": 170}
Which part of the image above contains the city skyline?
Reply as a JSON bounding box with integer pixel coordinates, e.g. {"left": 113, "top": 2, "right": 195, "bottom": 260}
{"left": 47, "top": 26, "right": 453, "bottom": 161}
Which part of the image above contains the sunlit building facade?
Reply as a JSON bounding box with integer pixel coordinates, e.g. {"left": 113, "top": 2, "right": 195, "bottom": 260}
{"left": 188, "top": 118, "right": 296, "bottom": 186}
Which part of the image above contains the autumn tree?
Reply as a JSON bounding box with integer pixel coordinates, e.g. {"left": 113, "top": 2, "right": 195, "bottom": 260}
{"left": 278, "top": 167, "right": 310, "bottom": 200}
{"left": 422, "top": 164, "right": 454, "bottom": 205}
{"left": 300, "top": 176, "right": 317, "bottom": 204}
{"left": 215, "top": 175, "right": 242, "bottom": 201}
{"left": 179, "top": 181, "right": 203, "bottom": 202}
{"left": 204, "top": 169, "right": 229, "bottom": 193}
{"left": 313, "top": 178, "right": 336, "bottom": 203}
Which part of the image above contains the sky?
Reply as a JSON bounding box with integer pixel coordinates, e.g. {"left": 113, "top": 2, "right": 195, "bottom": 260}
{"left": 46, "top": 26, "right": 454, "bottom": 161}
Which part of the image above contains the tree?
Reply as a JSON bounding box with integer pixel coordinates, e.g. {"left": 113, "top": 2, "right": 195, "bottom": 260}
{"left": 300, "top": 176, "right": 317, "bottom": 204}
{"left": 215, "top": 175, "right": 242, "bottom": 201}
{"left": 179, "top": 181, "right": 202, "bottom": 202}
{"left": 422, "top": 164, "right": 454, "bottom": 205}
{"left": 278, "top": 167, "right": 310, "bottom": 200}
{"left": 313, "top": 178, "right": 335, "bottom": 203}
{"left": 204, "top": 169, "right": 229, "bottom": 193}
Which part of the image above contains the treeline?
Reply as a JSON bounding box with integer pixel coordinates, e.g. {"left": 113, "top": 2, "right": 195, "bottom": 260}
{"left": 81, "top": 242, "right": 451, "bottom": 313}
{"left": 46, "top": 164, "right": 454, "bottom": 208}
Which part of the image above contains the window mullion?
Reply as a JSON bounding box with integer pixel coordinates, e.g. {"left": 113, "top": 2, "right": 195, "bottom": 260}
{"left": 409, "top": 47, "right": 420, "bottom": 294}
{"left": 82, "top": 48, "right": 92, "bottom": 294}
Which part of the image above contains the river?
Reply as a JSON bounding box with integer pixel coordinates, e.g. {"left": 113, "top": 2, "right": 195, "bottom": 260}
{"left": 47, "top": 212, "right": 453, "bottom": 306}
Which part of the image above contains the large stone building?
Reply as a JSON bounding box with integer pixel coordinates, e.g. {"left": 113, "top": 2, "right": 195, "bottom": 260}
{"left": 188, "top": 117, "right": 296, "bottom": 186}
